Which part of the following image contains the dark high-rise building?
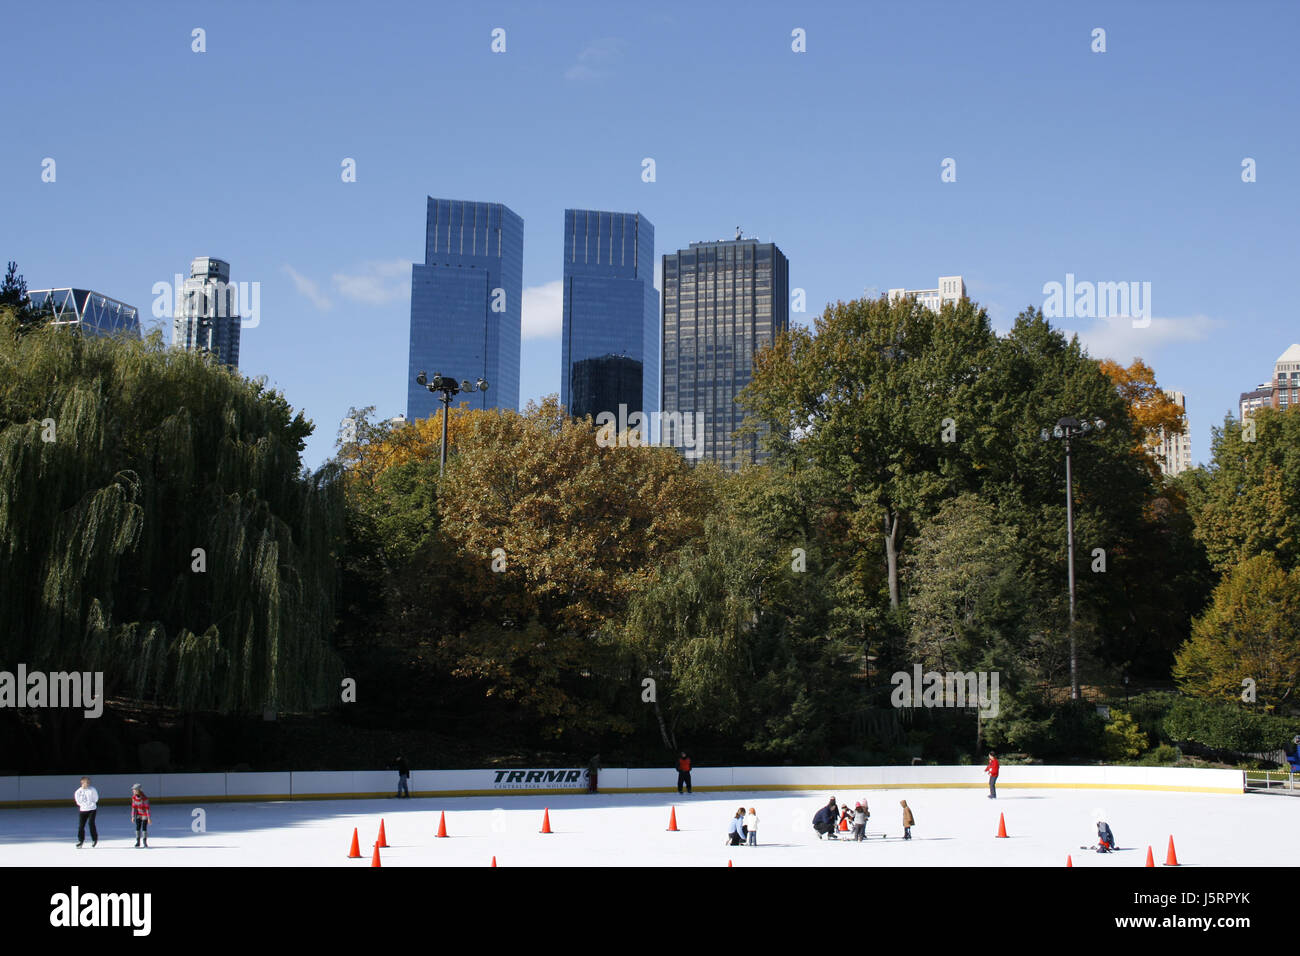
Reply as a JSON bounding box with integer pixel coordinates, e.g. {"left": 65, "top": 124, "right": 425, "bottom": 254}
{"left": 407, "top": 197, "right": 523, "bottom": 421}
{"left": 661, "top": 235, "right": 789, "bottom": 468}
{"left": 561, "top": 209, "right": 657, "bottom": 422}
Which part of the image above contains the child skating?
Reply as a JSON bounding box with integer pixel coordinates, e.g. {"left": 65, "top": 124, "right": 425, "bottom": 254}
{"left": 130, "top": 783, "right": 150, "bottom": 847}
{"left": 900, "top": 800, "right": 915, "bottom": 840}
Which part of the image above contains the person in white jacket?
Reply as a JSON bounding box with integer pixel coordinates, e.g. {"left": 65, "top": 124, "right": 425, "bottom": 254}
{"left": 745, "top": 808, "right": 758, "bottom": 846}
{"left": 74, "top": 776, "right": 99, "bottom": 848}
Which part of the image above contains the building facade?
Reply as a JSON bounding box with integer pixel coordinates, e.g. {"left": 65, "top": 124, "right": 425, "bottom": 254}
{"left": 887, "top": 275, "right": 966, "bottom": 312}
{"left": 173, "top": 257, "right": 240, "bottom": 367}
{"left": 407, "top": 197, "right": 522, "bottom": 421}
{"left": 1239, "top": 344, "right": 1300, "bottom": 419}
{"left": 662, "top": 236, "right": 789, "bottom": 468}
{"left": 1155, "top": 390, "right": 1192, "bottom": 477}
{"left": 27, "top": 288, "right": 140, "bottom": 338}
{"left": 561, "top": 209, "right": 657, "bottom": 424}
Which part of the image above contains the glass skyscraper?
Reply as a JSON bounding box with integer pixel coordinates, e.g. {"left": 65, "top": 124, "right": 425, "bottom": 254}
{"left": 407, "top": 197, "right": 523, "bottom": 421}
{"left": 173, "top": 257, "right": 240, "bottom": 368}
{"left": 662, "top": 236, "right": 789, "bottom": 468}
{"left": 561, "top": 209, "right": 657, "bottom": 423}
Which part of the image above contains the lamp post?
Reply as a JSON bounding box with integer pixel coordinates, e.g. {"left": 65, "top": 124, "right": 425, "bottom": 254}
{"left": 416, "top": 370, "right": 488, "bottom": 477}
{"left": 1039, "top": 415, "right": 1105, "bottom": 700}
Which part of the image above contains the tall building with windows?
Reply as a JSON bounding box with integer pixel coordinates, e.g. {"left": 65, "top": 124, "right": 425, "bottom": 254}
{"left": 27, "top": 288, "right": 140, "bottom": 338}
{"left": 662, "top": 234, "right": 789, "bottom": 468}
{"left": 1155, "top": 390, "right": 1192, "bottom": 477}
{"left": 561, "top": 209, "right": 657, "bottom": 422}
{"left": 407, "top": 197, "right": 522, "bottom": 421}
{"left": 173, "top": 257, "right": 240, "bottom": 368}
{"left": 1239, "top": 344, "right": 1300, "bottom": 419}
{"left": 887, "top": 275, "right": 966, "bottom": 312}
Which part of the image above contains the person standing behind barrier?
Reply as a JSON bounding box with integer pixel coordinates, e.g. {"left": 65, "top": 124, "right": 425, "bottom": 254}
{"left": 394, "top": 754, "right": 410, "bottom": 798}
{"left": 676, "top": 752, "right": 692, "bottom": 794}
{"left": 74, "top": 776, "right": 98, "bottom": 848}
{"left": 745, "top": 807, "right": 758, "bottom": 846}
{"left": 900, "top": 800, "right": 915, "bottom": 840}
{"left": 985, "top": 752, "right": 1000, "bottom": 799}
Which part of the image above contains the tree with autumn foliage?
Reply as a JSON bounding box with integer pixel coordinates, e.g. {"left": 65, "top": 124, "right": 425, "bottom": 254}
{"left": 1097, "top": 358, "right": 1186, "bottom": 477}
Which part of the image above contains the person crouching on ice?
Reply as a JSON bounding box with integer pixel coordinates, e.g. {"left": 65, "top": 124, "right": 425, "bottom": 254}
{"left": 813, "top": 796, "right": 839, "bottom": 839}
{"left": 130, "top": 784, "right": 150, "bottom": 848}
{"left": 1096, "top": 821, "right": 1117, "bottom": 853}
{"left": 727, "top": 808, "right": 745, "bottom": 846}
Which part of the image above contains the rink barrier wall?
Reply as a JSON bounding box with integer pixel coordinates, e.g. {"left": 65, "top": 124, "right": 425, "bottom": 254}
{"left": 0, "top": 765, "right": 1244, "bottom": 808}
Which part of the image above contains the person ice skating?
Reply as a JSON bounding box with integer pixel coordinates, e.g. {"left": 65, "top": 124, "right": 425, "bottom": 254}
{"left": 745, "top": 807, "right": 758, "bottom": 846}
{"left": 852, "top": 802, "right": 867, "bottom": 842}
{"left": 586, "top": 754, "right": 601, "bottom": 794}
{"left": 676, "top": 752, "right": 692, "bottom": 794}
{"left": 900, "top": 800, "right": 915, "bottom": 840}
{"left": 74, "top": 776, "right": 99, "bottom": 848}
{"left": 985, "top": 752, "right": 1000, "bottom": 799}
{"left": 394, "top": 754, "right": 410, "bottom": 798}
{"left": 813, "top": 796, "right": 840, "bottom": 839}
{"left": 1095, "top": 821, "right": 1117, "bottom": 853}
{"left": 130, "top": 784, "right": 151, "bottom": 847}
{"left": 727, "top": 808, "right": 745, "bottom": 846}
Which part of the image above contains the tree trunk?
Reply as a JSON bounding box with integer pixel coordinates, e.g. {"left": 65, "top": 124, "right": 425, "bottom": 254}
{"left": 884, "top": 510, "right": 901, "bottom": 611}
{"left": 652, "top": 696, "right": 675, "bottom": 752}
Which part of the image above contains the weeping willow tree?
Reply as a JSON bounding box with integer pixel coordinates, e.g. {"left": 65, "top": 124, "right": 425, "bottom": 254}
{"left": 0, "top": 311, "right": 344, "bottom": 747}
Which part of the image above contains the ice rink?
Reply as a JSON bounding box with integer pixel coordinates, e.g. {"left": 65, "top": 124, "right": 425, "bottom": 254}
{"left": 2, "top": 786, "right": 1294, "bottom": 866}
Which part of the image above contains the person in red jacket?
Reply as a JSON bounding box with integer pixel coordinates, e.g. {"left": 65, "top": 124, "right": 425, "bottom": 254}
{"left": 676, "top": 752, "right": 692, "bottom": 794}
{"left": 984, "top": 753, "right": 999, "bottom": 799}
{"left": 130, "top": 783, "right": 151, "bottom": 847}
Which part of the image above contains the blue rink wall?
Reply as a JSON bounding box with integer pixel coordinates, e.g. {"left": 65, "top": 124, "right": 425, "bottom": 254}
{"left": 0, "top": 765, "right": 1244, "bottom": 808}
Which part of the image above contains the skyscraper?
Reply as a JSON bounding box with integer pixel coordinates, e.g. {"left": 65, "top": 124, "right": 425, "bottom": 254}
{"left": 407, "top": 197, "right": 523, "bottom": 421}
{"left": 561, "top": 209, "right": 657, "bottom": 423}
{"left": 173, "top": 257, "right": 240, "bottom": 367}
{"left": 1239, "top": 344, "right": 1300, "bottom": 419}
{"left": 1155, "top": 390, "right": 1192, "bottom": 477}
{"left": 662, "top": 233, "right": 789, "bottom": 468}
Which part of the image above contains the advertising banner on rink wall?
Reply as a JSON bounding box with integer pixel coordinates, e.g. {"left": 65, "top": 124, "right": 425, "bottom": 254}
{"left": 0, "top": 764, "right": 1244, "bottom": 807}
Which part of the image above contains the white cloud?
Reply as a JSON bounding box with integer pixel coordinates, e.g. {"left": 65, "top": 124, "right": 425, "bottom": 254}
{"left": 332, "top": 259, "right": 410, "bottom": 306}
{"left": 282, "top": 265, "right": 332, "bottom": 311}
{"left": 565, "top": 37, "right": 623, "bottom": 81}
{"left": 523, "top": 280, "right": 564, "bottom": 339}
{"left": 1063, "top": 313, "right": 1223, "bottom": 363}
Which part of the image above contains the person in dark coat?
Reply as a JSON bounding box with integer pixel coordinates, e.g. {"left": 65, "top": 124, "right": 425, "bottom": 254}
{"left": 676, "top": 752, "right": 692, "bottom": 794}
{"left": 1096, "top": 821, "right": 1117, "bottom": 853}
{"left": 394, "top": 755, "right": 410, "bottom": 798}
{"left": 586, "top": 754, "right": 601, "bottom": 794}
{"left": 813, "top": 796, "right": 840, "bottom": 840}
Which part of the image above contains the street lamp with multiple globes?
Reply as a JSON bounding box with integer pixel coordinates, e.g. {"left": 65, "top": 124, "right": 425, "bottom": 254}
{"left": 416, "top": 370, "right": 488, "bottom": 477}
{"left": 1039, "top": 415, "right": 1105, "bottom": 701}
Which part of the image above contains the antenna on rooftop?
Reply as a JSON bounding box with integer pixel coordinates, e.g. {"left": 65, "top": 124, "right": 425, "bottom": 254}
{"left": 736, "top": 226, "right": 742, "bottom": 240}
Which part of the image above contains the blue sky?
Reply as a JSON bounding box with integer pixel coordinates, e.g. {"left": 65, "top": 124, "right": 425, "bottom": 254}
{"left": 3, "top": 0, "right": 1297, "bottom": 470}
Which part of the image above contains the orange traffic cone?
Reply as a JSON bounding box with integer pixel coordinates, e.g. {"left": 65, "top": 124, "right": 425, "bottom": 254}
{"left": 1164, "top": 836, "right": 1180, "bottom": 866}
{"left": 1066, "top": 855, "right": 1072, "bottom": 867}
{"left": 838, "top": 815, "right": 849, "bottom": 832}
{"left": 377, "top": 819, "right": 389, "bottom": 848}
{"left": 370, "top": 843, "right": 382, "bottom": 867}
{"left": 1145, "top": 846, "right": 1155, "bottom": 867}
{"left": 436, "top": 811, "right": 448, "bottom": 838}
{"left": 728, "top": 859, "right": 733, "bottom": 867}
{"left": 491, "top": 856, "right": 497, "bottom": 867}
{"left": 995, "top": 813, "right": 1008, "bottom": 838}
{"left": 667, "top": 807, "right": 679, "bottom": 831}
{"left": 347, "top": 828, "right": 361, "bottom": 858}
{"left": 540, "top": 808, "right": 553, "bottom": 834}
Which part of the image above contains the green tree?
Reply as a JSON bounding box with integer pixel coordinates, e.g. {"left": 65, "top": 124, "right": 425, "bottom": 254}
{"left": 1173, "top": 553, "right": 1300, "bottom": 708}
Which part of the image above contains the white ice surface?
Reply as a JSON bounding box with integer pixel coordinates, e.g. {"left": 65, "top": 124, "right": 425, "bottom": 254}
{"left": 2, "top": 788, "right": 1294, "bottom": 867}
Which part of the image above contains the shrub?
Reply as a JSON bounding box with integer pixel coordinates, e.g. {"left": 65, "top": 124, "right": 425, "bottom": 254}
{"left": 1163, "top": 697, "right": 1295, "bottom": 752}
{"left": 1102, "top": 711, "right": 1148, "bottom": 760}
